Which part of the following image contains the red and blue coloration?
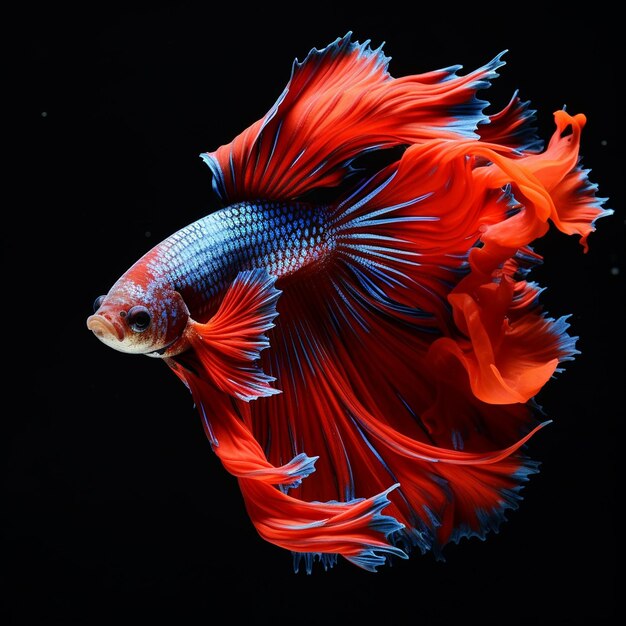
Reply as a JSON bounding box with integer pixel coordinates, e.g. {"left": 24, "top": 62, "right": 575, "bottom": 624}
{"left": 87, "top": 34, "right": 610, "bottom": 572}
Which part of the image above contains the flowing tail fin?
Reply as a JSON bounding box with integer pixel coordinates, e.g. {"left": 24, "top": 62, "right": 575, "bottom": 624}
{"left": 330, "top": 110, "right": 608, "bottom": 406}
{"left": 248, "top": 109, "right": 606, "bottom": 563}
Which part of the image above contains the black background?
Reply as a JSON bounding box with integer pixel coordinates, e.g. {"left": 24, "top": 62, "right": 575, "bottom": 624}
{"left": 8, "top": 4, "right": 622, "bottom": 625}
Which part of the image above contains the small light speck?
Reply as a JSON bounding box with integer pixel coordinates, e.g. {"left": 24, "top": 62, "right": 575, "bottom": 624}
{"left": 610, "top": 266, "right": 619, "bottom": 276}
{"left": 41, "top": 111, "right": 48, "bottom": 118}
{"left": 600, "top": 139, "right": 607, "bottom": 146}
{"left": 145, "top": 231, "right": 152, "bottom": 238}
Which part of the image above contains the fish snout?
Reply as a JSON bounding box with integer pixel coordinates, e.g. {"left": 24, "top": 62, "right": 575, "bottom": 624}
{"left": 87, "top": 314, "right": 126, "bottom": 342}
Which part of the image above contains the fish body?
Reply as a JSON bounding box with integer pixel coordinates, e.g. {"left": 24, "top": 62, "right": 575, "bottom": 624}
{"left": 92, "top": 202, "right": 329, "bottom": 356}
{"left": 88, "top": 34, "right": 609, "bottom": 572}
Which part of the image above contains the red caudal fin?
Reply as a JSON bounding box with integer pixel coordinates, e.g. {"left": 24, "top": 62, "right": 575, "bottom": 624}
{"left": 238, "top": 273, "right": 550, "bottom": 565}
{"left": 327, "top": 110, "right": 607, "bottom": 407}
{"left": 201, "top": 33, "right": 506, "bottom": 203}
{"left": 184, "top": 270, "right": 282, "bottom": 401}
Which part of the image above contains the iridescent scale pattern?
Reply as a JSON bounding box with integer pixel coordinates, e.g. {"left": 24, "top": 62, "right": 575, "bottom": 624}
{"left": 147, "top": 201, "right": 330, "bottom": 319}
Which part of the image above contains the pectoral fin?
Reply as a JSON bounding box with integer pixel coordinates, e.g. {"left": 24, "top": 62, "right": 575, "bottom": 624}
{"left": 184, "top": 269, "right": 282, "bottom": 401}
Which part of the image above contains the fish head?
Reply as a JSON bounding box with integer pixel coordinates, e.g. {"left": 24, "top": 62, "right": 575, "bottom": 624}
{"left": 87, "top": 275, "right": 190, "bottom": 356}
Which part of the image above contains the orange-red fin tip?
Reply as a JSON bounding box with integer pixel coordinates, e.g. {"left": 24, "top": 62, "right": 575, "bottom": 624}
{"left": 523, "top": 110, "right": 612, "bottom": 249}
{"left": 432, "top": 277, "right": 579, "bottom": 405}
{"left": 185, "top": 269, "right": 282, "bottom": 401}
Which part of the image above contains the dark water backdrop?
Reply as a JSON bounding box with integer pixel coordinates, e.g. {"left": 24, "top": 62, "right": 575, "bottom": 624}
{"left": 8, "top": 4, "right": 622, "bottom": 625}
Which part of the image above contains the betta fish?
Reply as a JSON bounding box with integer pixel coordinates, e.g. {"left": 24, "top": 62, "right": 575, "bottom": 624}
{"left": 87, "top": 34, "right": 609, "bottom": 573}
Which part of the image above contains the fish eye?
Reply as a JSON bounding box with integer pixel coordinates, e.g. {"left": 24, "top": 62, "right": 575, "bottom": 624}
{"left": 93, "top": 295, "right": 106, "bottom": 313}
{"left": 127, "top": 306, "right": 151, "bottom": 333}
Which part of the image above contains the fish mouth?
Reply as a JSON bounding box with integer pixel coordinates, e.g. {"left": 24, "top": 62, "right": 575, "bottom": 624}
{"left": 87, "top": 314, "right": 125, "bottom": 342}
{"left": 145, "top": 336, "right": 180, "bottom": 357}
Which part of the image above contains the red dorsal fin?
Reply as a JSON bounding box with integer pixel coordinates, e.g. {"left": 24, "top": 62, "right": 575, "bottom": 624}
{"left": 184, "top": 269, "right": 282, "bottom": 401}
{"left": 202, "top": 33, "right": 505, "bottom": 202}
